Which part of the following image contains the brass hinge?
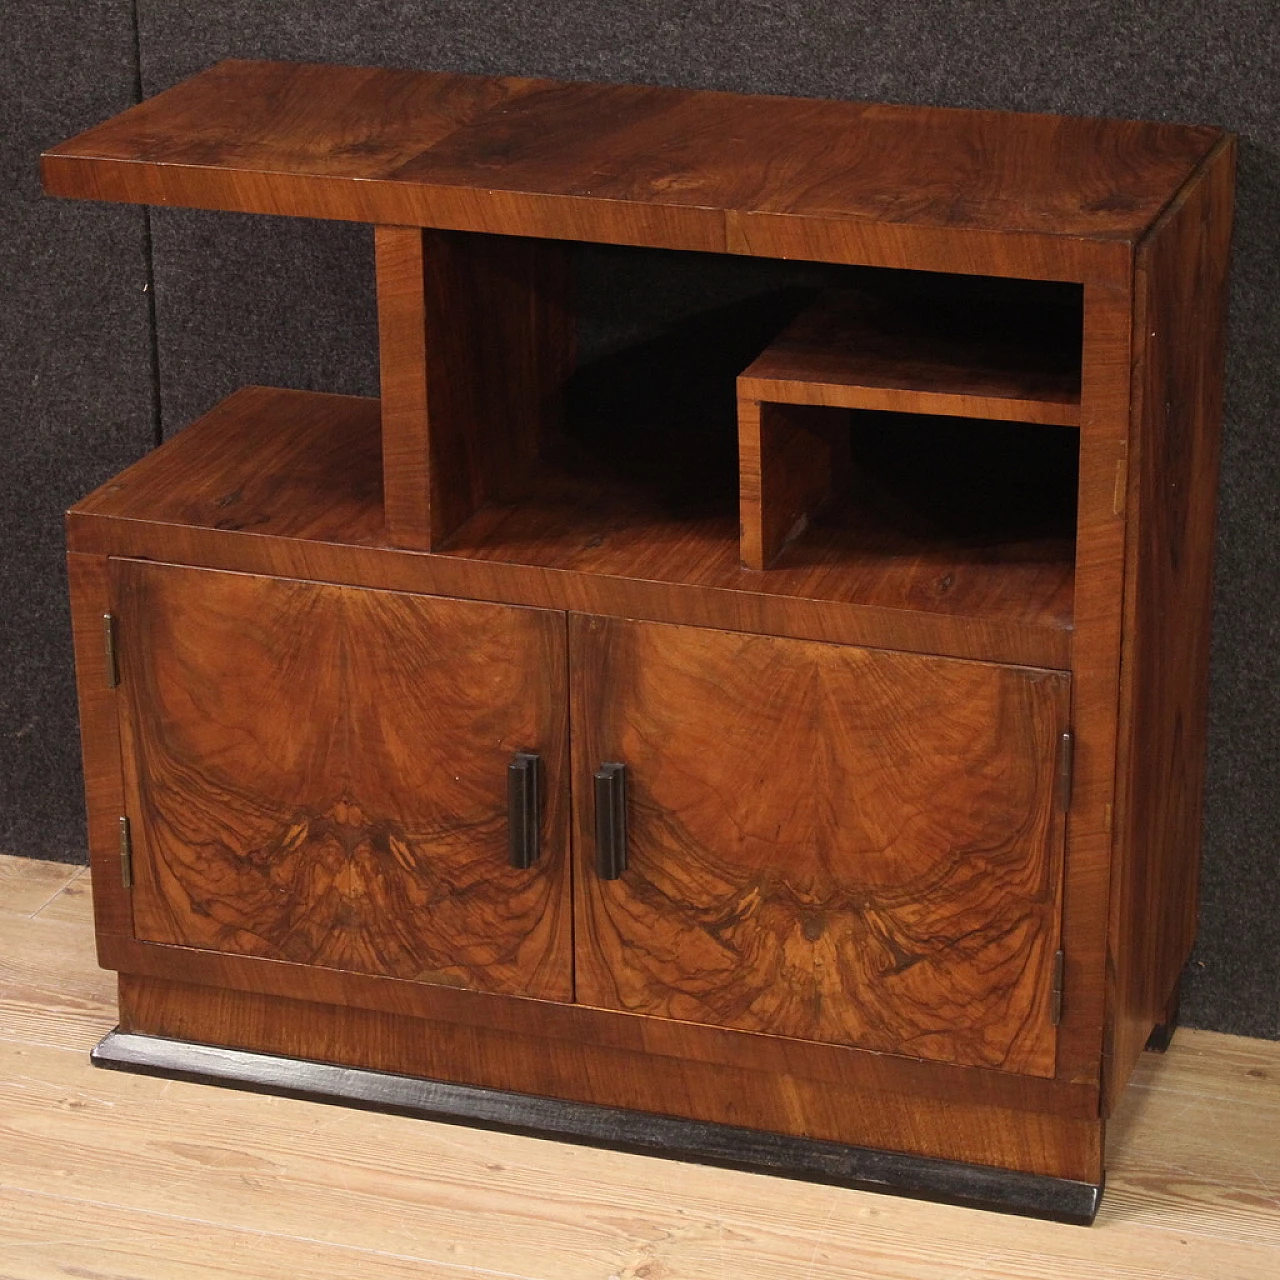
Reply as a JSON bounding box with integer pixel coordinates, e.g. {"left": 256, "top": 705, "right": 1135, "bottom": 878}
{"left": 103, "top": 613, "right": 119, "bottom": 688}
{"left": 118, "top": 816, "right": 133, "bottom": 889}
{"left": 1051, "top": 948, "right": 1065, "bottom": 1026}
{"left": 1056, "top": 730, "right": 1074, "bottom": 811}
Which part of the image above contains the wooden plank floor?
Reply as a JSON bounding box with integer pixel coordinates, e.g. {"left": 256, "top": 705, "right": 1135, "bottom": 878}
{"left": 1, "top": 852, "right": 1277, "bottom": 1279}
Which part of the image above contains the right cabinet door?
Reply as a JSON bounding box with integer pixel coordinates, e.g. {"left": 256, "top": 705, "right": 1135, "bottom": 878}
{"left": 570, "top": 614, "right": 1070, "bottom": 1077}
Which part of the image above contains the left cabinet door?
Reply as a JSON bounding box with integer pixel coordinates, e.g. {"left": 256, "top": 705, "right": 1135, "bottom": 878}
{"left": 110, "top": 560, "right": 572, "bottom": 1002}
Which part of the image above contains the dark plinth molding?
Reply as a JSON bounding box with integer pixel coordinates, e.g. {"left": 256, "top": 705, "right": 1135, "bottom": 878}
{"left": 91, "top": 1028, "right": 1103, "bottom": 1225}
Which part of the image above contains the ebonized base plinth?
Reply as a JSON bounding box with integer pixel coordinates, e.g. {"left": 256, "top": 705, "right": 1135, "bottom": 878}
{"left": 91, "top": 1028, "right": 1103, "bottom": 1225}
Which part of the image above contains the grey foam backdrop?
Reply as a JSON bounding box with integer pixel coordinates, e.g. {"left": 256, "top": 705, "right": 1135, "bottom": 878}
{"left": 115, "top": 2, "right": 1280, "bottom": 1039}
{"left": 0, "top": 1, "right": 155, "bottom": 862}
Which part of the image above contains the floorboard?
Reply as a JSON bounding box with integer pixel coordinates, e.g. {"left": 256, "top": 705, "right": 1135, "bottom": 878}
{"left": 0, "top": 853, "right": 84, "bottom": 919}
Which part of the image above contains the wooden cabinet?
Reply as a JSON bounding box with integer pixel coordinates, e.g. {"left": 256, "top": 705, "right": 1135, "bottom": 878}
{"left": 47, "top": 59, "right": 1235, "bottom": 1223}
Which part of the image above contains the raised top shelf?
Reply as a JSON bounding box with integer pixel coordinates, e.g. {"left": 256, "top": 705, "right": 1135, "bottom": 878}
{"left": 42, "top": 59, "right": 1222, "bottom": 273}
{"left": 739, "top": 286, "right": 1083, "bottom": 426}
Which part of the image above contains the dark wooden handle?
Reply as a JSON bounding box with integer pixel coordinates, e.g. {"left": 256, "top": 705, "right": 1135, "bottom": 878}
{"left": 594, "top": 762, "right": 628, "bottom": 880}
{"left": 507, "top": 751, "right": 541, "bottom": 869}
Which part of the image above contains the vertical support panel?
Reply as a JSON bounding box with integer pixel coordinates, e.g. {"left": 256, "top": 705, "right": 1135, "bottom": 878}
{"left": 1105, "top": 140, "right": 1238, "bottom": 1110}
{"left": 1053, "top": 244, "right": 1135, "bottom": 1101}
{"left": 739, "top": 400, "right": 851, "bottom": 569}
{"left": 375, "top": 226, "right": 572, "bottom": 549}
{"left": 375, "top": 226, "right": 432, "bottom": 541}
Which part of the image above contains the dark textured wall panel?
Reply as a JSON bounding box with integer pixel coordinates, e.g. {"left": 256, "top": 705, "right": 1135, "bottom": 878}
{"left": 146, "top": 211, "right": 379, "bottom": 436}
{"left": 15, "top": 3, "right": 1276, "bottom": 1035}
{"left": 1196, "top": 140, "right": 1280, "bottom": 1040}
{"left": 0, "top": 1, "right": 154, "bottom": 862}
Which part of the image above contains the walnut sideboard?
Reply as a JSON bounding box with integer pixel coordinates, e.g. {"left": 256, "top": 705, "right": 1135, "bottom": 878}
{"left": 43, "top": 60, "right": 1235, "bottom": 1223}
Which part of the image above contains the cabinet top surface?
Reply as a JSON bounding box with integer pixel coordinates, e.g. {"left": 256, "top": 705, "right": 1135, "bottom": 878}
{"left": 43, "top": 58, "right": 1222, "bottom": 255}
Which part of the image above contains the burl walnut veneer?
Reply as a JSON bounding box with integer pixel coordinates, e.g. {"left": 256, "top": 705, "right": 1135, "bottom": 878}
{"left": 45, "top": 59, "right": 1235, "bottom": 1223}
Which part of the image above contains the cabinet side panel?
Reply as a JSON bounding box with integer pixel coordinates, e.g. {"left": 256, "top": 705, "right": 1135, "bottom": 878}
{"left": 1049, "top": 278, "right": 1132, "bottom": 1090}
{"left": 66, "top": 553, "right": 132, "bottom": 944}
{"left": 1107, "top": 140, "right": 1237, "bottom": 1110}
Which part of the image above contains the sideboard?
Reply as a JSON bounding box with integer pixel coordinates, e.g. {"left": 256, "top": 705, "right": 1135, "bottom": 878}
{"left": 43, "top": 59, "right": 1236, "bottom": 1222}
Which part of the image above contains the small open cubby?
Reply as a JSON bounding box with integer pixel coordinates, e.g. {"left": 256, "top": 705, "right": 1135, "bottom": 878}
{"left": 737, "top": 284, "right": 1083, "bottom": 570}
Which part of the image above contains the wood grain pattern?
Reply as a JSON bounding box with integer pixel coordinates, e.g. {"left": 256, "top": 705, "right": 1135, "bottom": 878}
{"left": 740, "top": 397, "right": 1079, "bottom": 576}
{"left": 72, "top": 387, "right": 386, "bottom": 544}
{"left": 0, "top": 1187, "right": 461, "bottom": 1280}
{"left": 739, "top": 288, "right": 1082, "bottom": 426}
{"left": 42, "top": 59, "right": 1221, "bottom": 273}
{"left": 436, "top": 453, "right": 1076, "bottom": 666}
{"left": 110, "top": 560, "right": 571, "bottom": 1001}
{"left": 389, "top": 79, "right": 1213, "bottom": 241}
{"left": 376, "top": 226, "right": 572, "bottom": 548}
{"left": 91, "top": 1029, "right": 1105, "bottom": 1222}
{"left": 67, "top": 386, "right": 1075, "bottom": 668}
{"left": 738, "top": 400, "right": 852, "bottom": 568}
{"left": 5, "top": 866, "right": 1276, "bottom": 1276}
{"left": 571, "top": 614, "right": 1070, "bottom": 1076}
{"left": 2, "top": 1017, "right": 1274, "bottom": 1280}
{"left": 7, "top": 1023, "right": 1279, "bottom": 1277}
{"left": 726, "top": 213, "right": 1137, "bottom": 284}
{"left": 116, "top": 975, "right": 1102, "bottom": 1182}
{"left": 28, "top": 866, "right": 92, "bottom": 925}
{"left": 1106, "top": 138, "right": 1238, "bottom": 1110}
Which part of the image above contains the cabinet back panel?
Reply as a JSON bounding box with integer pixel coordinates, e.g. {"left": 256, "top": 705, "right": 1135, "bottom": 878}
{"left": 112, "top": 560, "right": 572, "bottom": 1002}
{"left": 571, "top": 614, "right": 1069, "bottom": 1076}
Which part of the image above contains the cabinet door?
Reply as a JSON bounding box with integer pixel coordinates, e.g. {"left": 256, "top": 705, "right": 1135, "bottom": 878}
{"left": 112, "top": 560, "right": 571, "bottom": 1002}
{"left": 570, "top": 614, "right": 1069, "bottom": 1076}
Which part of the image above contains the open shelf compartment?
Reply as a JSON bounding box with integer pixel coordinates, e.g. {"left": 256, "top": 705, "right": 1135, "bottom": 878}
{"left": 738, "top": 281, "right": 1082, "bottom": 573}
